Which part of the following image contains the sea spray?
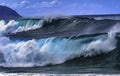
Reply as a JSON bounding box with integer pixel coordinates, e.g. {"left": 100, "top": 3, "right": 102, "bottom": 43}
{"left": 83, "top": 23, "right": 120, "bottom": 57}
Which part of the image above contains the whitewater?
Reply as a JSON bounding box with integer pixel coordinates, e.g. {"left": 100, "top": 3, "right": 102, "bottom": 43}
{"left": 0, "top": 16, "right": 119, "bottom": 69}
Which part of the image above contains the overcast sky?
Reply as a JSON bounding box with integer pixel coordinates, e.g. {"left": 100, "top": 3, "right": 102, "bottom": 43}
{"left": 0, "top": 0, "right": 120, "bottom": 16}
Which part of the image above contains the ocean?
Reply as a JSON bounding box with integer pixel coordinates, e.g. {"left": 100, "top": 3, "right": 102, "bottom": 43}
{"left": 0, "top": 16, "right": 120, "bottom": 74}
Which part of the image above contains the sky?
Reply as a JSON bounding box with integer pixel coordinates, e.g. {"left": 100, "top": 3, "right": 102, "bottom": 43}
{"left": 0, "top": 0, "right": 120, "bottom": 16}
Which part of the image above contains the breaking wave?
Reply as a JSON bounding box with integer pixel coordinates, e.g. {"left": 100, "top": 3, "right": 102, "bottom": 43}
{"left": 0, "top": 18, "right": 119, "bottom": 67}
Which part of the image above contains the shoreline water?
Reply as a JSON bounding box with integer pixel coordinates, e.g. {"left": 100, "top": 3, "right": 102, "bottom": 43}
{"left": 1, "top": 73, "right": 120, "bottom": 76}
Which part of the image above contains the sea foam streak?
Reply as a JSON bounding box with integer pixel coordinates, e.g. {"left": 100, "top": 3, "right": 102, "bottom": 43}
{"left": 0, "top": 20, "right": 119, "bottom": 67}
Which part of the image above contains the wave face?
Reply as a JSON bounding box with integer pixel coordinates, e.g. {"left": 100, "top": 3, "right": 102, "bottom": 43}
{"left": 5, "top": 17, "right": 120, "bottom": 39}
{"left": 0, "top": 17, "right": 120, "bottom": 68}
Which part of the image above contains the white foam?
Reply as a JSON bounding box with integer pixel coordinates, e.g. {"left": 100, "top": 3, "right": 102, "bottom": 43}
{"left": 0, "top": 20, "right": 18, "bottom": 34}
{"left": 84, "top": 36, "right": 116, "bottom": 57}
{"left": 0, "top": 35, "right": 117, "bottom": 67}
{"left": 0, "top": 20, "right": 45, "bottom": 34}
